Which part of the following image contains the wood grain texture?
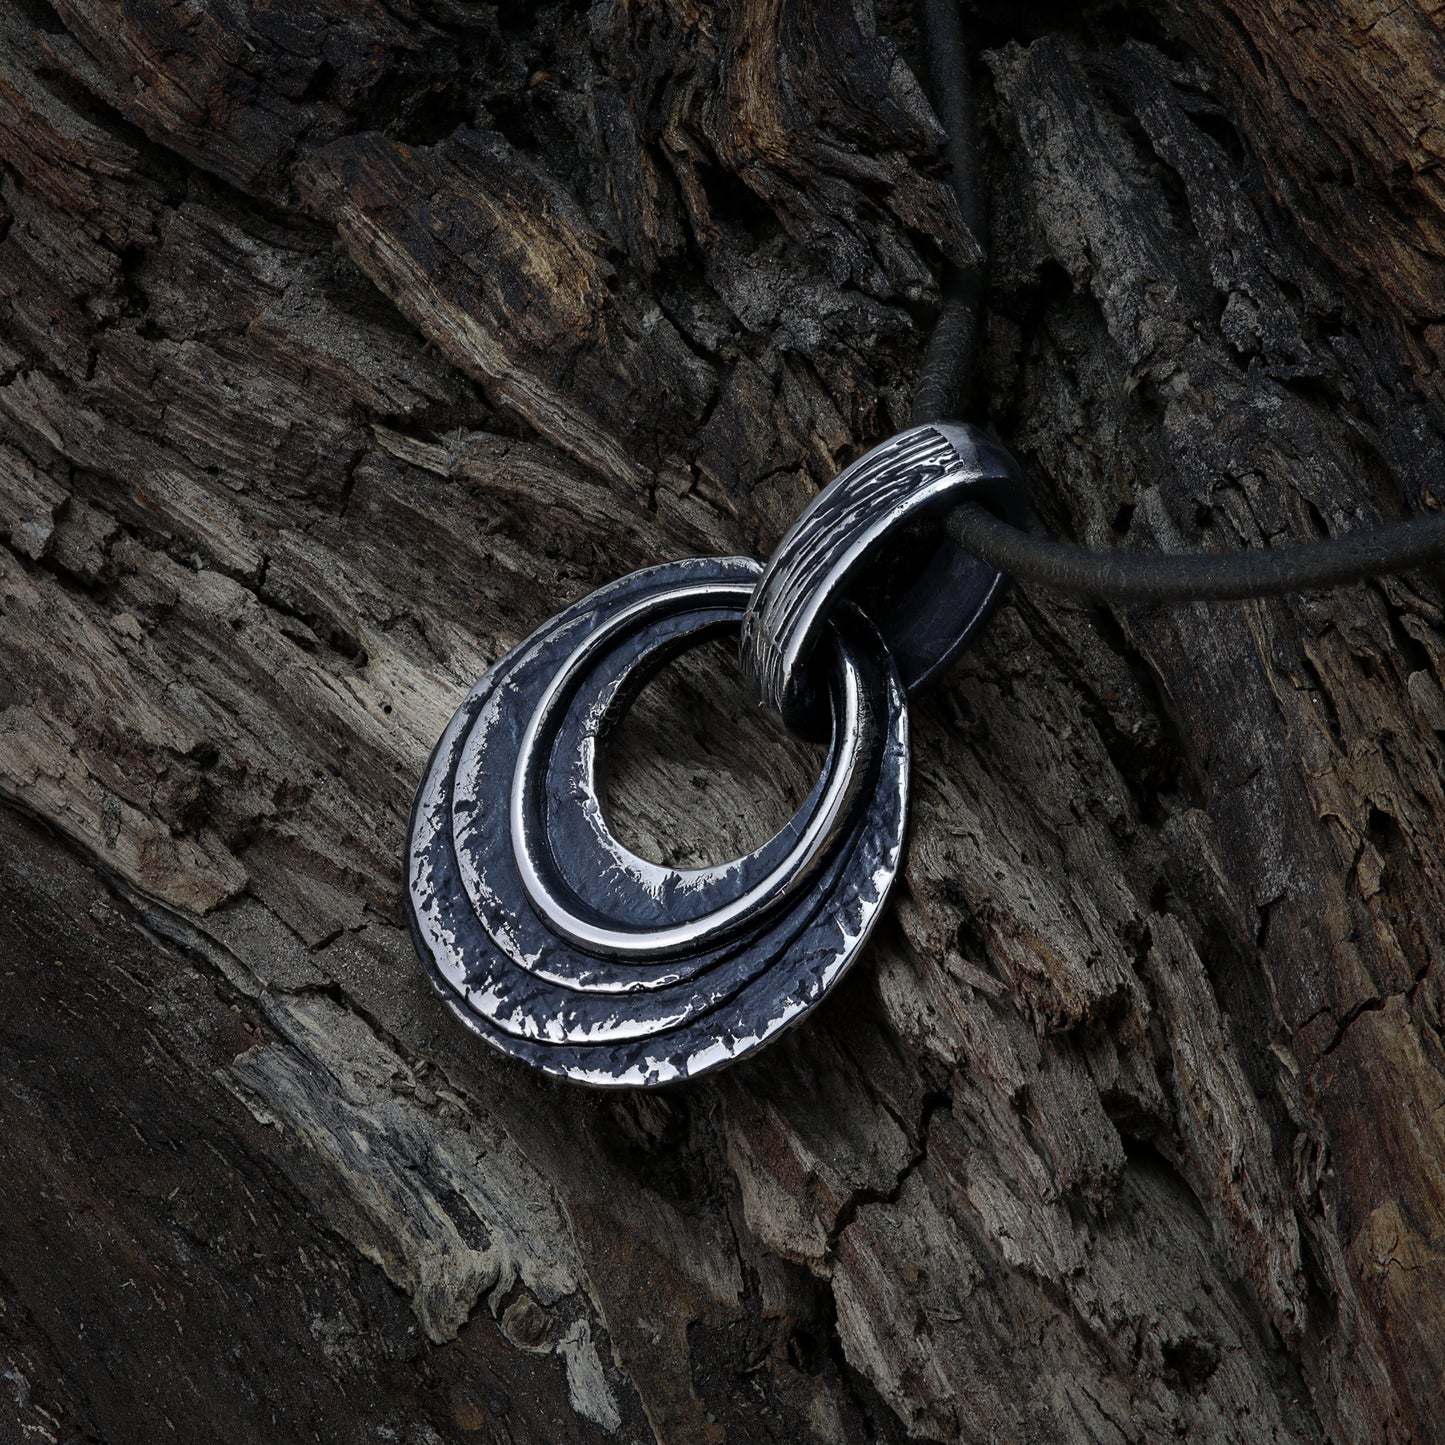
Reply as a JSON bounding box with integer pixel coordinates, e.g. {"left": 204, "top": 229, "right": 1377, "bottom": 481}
{"left": 1, "top": 0, "right": 1443, "bottom": 1441}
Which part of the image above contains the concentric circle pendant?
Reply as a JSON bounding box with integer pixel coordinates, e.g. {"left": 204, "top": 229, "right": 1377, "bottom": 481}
{"left": 406, "top": 557, "right": 909, "bottom": 1087}
{"left": 404, "top": 422, "right": 1025, "bottom": 1086}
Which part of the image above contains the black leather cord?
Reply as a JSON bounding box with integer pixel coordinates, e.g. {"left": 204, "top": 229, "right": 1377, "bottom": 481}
{"left": 945, "top": 502, "right": 1445, "bottom": 600}
{"left": 915, "top": 1, "right": 1445, "bottom": 601}
{"left": 910, "top": 0, "right": 982, "bottom": 424}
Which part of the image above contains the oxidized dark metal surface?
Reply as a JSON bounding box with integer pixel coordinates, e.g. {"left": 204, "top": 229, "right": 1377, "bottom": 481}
{"left": 739, "top": 421, "right": 1027, "bottom": 734}
{"left": 406, "top": 556, "right": 909, "bottom": 1087}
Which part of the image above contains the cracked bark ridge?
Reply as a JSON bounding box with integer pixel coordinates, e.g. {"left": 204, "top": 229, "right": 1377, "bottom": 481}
{"left": 1, "top": 1, "right": 1444, "bottom": 1442}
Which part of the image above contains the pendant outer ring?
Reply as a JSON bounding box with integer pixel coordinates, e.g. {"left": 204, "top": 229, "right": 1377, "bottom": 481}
{"left": 404, "top": 556, "right": 909, "bottom": 1088}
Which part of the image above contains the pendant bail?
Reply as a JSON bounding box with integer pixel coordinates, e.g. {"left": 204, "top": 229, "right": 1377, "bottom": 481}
{"left": 740, "top": 421, "right": 1028, "bottom": 737}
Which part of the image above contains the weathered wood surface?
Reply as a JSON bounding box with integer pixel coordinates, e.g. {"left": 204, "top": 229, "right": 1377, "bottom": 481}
{"left": 2, "top": 0, "right": 1444, "bottom": 1440}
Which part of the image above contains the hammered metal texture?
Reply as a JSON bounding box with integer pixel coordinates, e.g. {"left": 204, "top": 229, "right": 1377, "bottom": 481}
{"left": 740, "top": 421, "right": 1027, "bottom": 734}
{"left": 406, "top": 557, "right": 909, "bottom": 1088}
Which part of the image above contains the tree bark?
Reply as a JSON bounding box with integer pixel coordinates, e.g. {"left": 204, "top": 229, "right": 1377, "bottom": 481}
{"left": 2, "top": 0, "right": 1444, "bottom": 1441}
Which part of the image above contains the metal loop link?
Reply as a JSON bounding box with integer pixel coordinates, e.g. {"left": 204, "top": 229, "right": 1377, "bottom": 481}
{"left": 740, "top": 422, "right": 1029, "bottom": 736}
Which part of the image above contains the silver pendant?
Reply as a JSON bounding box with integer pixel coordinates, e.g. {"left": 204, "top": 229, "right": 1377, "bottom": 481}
{"left": 405, "top": 423, "right": 1026, "bottom": 1086}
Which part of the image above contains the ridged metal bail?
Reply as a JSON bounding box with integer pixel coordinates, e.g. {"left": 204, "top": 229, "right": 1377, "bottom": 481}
{"left": 740, "top": 421, "right": 1028, "bottom": 736}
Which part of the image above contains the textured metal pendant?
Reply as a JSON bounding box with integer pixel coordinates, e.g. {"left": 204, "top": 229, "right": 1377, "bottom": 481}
{"left": 405, "top": 423, "right": 1025, "bottom": 1086}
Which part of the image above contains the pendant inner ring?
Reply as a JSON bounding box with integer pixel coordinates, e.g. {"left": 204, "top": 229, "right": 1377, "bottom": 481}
{"left": 503, "top": 580, "right": 879, "bottom": 960}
